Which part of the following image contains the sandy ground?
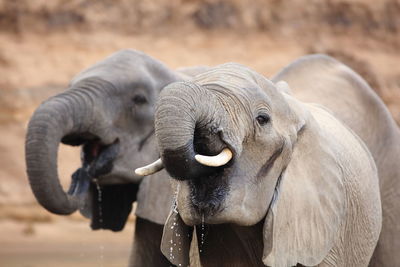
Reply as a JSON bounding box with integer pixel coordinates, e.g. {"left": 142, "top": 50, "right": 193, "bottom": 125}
{"left": 0, "top": 28, "right": 399, "bottom": 266}
{"left": 0, "top": 217, "right": 133, "bottom": 267}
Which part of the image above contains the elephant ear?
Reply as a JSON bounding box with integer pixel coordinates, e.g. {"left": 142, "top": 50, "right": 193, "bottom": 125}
{"left": 275, "top": 80, "right": 292, "bottom": 94}
{"left": 262, "top": 104, "right": 346, "bottom": 267}
{"left": 90, "top": 183, "right": 139, "bottom": 231}
{"left": 135, "top": 170, "right": 174, "bottom": 225}
{"left": 160, "top": 209, "right": 194, "bottom": 266}
{"left": 90, "top": 170, "right": 173, "bottom": 231}
{"left": 66, "top": 168, "right": 138, "bottom": 231}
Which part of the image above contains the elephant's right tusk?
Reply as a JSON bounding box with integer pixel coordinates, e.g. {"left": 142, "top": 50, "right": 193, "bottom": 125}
{"left": 195, "top": 148, "right": 233, "bottom": 167}
{"left": 135, "top": 158, "right": 164, "bottom": 176}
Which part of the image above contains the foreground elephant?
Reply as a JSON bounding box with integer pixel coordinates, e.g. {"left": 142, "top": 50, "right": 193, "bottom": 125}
{"left": 272, "top": 54, "right": 400, "bottom": 267}
{"left": 25, "top": 49, "right": 207, "bottom": 266}
{"left": 141, "top": 63, "right": 382, "bottom": 266}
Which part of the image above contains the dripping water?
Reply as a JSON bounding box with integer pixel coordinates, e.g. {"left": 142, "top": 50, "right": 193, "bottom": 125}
{"left": 93, "top": 179, "right": 103, "bottom": 225}
{"left": 93, "top": 178, "right": 104, "bottom": 267}
{"left": 172, "top": 183, "right": 180, "bottom": 214}
{"left": 199, "top": 213, "right": 205, "bottom": 253}
{"left": 169, "top": 184, "right": 181, "bottom": 263}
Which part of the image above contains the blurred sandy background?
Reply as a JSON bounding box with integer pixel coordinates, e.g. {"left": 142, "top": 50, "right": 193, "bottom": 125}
{"left": 0, "top": 0, "right": 399, "bottom": 266}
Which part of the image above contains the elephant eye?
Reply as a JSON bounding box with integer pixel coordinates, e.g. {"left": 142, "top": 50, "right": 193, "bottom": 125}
{"left": 132, "top": 94, "right": 148, "bottom": 105}
{"left": 256, "top": 113, "right": 270, "bottom": 126}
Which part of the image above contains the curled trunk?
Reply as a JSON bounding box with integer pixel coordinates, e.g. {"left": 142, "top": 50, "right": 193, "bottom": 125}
{"left": 155, "top": 82, "right": 225, "bottom": 180}
{"left": 25, "top": 86, "right": 96, "bottom": 214}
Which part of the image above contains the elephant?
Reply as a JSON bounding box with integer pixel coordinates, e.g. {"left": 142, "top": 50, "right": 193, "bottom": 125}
{"left": 138, "top": 62, "right": 382, "bottom": 266}
{"left": 25, "top": 49, "right": 208, "bottom": 266}
{"left": 272, "top": 54, "right": 400, "bottom": 267}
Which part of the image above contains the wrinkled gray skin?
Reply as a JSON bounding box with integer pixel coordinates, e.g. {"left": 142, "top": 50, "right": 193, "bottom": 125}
{"left": 25, "top": 49, "right": 207, "bottom": 266}
{"left": 273, "top": 54, "right": 400, "bottom": 267}
{"left": 154, "top": 63, "right": 382, "bottom": 266}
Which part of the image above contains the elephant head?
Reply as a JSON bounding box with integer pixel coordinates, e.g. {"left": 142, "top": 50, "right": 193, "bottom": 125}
{"left": 25, "top": 49, "right": 184, "bottom": 231}
{"left": 141, "top": 63, "right": 381, "bottom": 266}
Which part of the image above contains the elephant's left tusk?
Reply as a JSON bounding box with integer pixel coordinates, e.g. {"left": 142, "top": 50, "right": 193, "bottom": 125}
{"left": 135, "top": 158, "right": 164, "bottom": 176}
{"left": 195, "top": 148, "right": 233, "bottom": 167}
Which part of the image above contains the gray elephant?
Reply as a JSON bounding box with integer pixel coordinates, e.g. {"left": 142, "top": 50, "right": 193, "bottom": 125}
{"left": 139, "top": 63, "right": 382, "bottom": 266}
{"left": 25, "top": 49, "right": 208, "bottom": 266}
{"left": 272, "top": 54, "right": 400, "bottom": 267}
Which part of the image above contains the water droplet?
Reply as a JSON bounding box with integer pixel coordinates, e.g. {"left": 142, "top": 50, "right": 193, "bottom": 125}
{"left": 171, "top": 184, "right": 181, "bottom": 213}
{"left": 199, "top": 213, "right": 206, "bottom": 254}
{"left": 93, "top": 179, "right": 105, "bottom": 266}
{"left": 99, "top": 244, "right": 104, "bottom": 267}
{"left": 94, "top": 179, "right": 103, "bottom": 225}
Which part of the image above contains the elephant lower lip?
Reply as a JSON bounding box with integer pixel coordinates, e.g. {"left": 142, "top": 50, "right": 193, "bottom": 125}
{"left": 83, "top": 139, "right": 120, "bottom": 178}
{"left": 190, "top": 200, "right": 223, "bottom": 219}
{"left": 188, "top": 171, "right": 228, "bottom": 218}
{"left": 63, "top": 131, "right": 120, "bottom": 180}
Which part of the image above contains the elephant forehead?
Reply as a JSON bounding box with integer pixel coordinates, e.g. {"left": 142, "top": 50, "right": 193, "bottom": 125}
{"left": 194, "top": 67, "right": 255, "bottom": 88}
{"left": 192, "top": 64, "right": 277, "bottom": 101}
{"left": 69, "top": 50, "right": 174, "bottom": 91}
{"left": 72, "top": 65, "right": 152, "bottom": 89}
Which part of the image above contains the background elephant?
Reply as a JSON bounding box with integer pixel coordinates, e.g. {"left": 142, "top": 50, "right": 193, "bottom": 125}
{"left": 25, "top": 49, "right": 208, "bottom": 266}
{"left": 272, "top": 54, "right": 400, "bottom": 267}
{"left": 146, "top": 63, "right": 381, "bottom": 266}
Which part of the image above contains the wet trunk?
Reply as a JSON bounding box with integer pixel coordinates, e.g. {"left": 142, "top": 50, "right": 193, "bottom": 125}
{"left": 25, "top": 83, "right": 99, "bottom": 214}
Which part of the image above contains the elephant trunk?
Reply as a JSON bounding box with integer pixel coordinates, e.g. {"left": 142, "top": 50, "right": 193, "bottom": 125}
{"left": 155, "top": 82, "right": 226, "bottom": 180}
{"left": 25, "top": 85, "right": 97, "bottom": 215}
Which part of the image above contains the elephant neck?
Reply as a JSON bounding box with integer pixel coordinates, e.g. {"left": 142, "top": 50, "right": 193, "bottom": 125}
{"left": 196, "top": 221, "right": 264, "bottom": 267}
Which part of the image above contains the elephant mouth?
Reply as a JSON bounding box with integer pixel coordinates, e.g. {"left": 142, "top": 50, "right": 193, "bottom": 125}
{"left": 186, "top": 142, "right": 285, "bottom": 223}
{"left": 187, "top": 140, "right": 235, "bottom": 220}
{"left": 61, "top": 132, "right": 120, "bottom": 196}
{"left": 188, "top": 167, "right": 230, "bottom": 219}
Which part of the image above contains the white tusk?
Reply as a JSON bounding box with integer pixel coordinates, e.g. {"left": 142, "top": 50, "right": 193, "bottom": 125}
{"left": 135, "top": 158, "right": 164, "bottom": 176}
{"left": 195, "top": 148, "right": 233, "bottom": 167}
